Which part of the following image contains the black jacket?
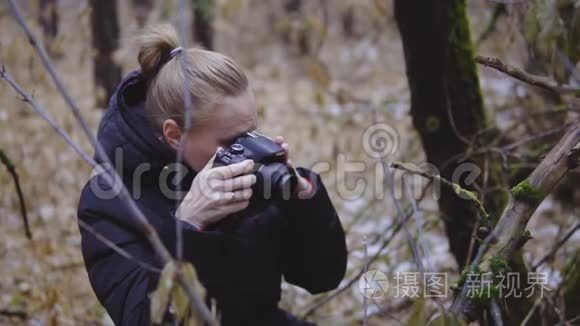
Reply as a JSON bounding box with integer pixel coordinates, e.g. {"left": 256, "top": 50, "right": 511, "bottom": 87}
{"left": 77, "top": 71, "right": 347, "bottom": 325}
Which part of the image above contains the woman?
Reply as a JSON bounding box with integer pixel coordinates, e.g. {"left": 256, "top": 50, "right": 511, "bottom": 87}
{"left": 77, "top": 24, "right": 347, "bottom": 325}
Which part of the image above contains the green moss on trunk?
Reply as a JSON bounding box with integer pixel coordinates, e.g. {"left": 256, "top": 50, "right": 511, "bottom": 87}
{"left": 511, "top": 180, "right": 543, "bottom": 205}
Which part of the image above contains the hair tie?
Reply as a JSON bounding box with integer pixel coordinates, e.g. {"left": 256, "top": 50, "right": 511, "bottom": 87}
{"left": 169, "top": 47, "right": 183, "bottom": 59}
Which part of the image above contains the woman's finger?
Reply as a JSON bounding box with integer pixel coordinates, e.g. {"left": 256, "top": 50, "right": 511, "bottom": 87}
{"left": 201, "top": 147, "right": 222, "bottom": 171}
{"left": 220, "top": 174, "right": 256, "bottom": 192}
{"left": 210, "top": 159, "right": 254, "bottom": 180}
{"left": 215, "top": 188, "right": 253, "bottom": 205}
{"left": 274, "top": 136, "right": 290, "bottom": 162}
{"left": 233, "top": 188, "right": 253, "bottom": 201}
{"left": 219, "top": 199, "right": 250, "bottom": 215}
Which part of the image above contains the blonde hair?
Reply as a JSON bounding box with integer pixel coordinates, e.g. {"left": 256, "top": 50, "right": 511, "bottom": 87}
{"left": 138, "top": 24, "right": 248, "bottom": 129}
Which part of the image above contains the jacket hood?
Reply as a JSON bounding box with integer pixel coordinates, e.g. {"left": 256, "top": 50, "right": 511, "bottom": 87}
{"left": 95, "top": 71, "right": 193, "bottom": 184}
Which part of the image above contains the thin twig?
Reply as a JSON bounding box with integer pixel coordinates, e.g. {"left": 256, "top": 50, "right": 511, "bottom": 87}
{"left": 174, "top": 0, "right": 193, "bottom": 263}
{"left": 0, "top": 148, "right": 31, "bottom": 239}
{"left": 486, "top": 0, "right": 528, "bottom": 4}
{"left": 475, "top": 56, "right": 579, "bottom": 94}
{"left": 362, "top": 236, "right": 369, "bottom": 326}
{"left": 1, "top": 69, "right": 164, "bottom": 271}
{"left": 343, "top": 197, "right": 380, "bottom": 233}
{"left": 0, "top": 67, "right": 94, "bottom": 164}
{"left": 302, "top": 208, "right": 412, "bottom": 318}
{"left": 532, "top": 222, "right": 580, "bottom": 270}
{"left": 371, "top": 108, "right": 425, "bottom": 276}
{"left": 519, "top": 296, "right": 542, "bottom": 326}
{"left": 502, "top": 124, "right": 570, "bottom": 152}
{"left": 567, "top": 312, "right": 580, "bottom": 324}
{"left": 174, "top": 2, "right": 211, "bottom": 320}
{"left": 314, "top": 0, "right": 329, "bottom": 56}
{"left": 403, "top": 180, "right": 431, "bottom": 271}
{"left": 490, "top": 299, "right": 504, "bottom": 326}
{"left": 0, "top": 308, "right": 27, "bottom": 320}
{"left": 556, "top": 48, "right": 580, "bottom": 86}
{"left": 451, "top": 123, "right": 580, "bottom": 316}
{"left": 0, "top": 67, "right": 214, "bottom": 305}
{"left": 295, "top": 0, "right": 329, "bottom": 57}
{"left": 476, "top": 4, "right": 506, "bottom": 46}
{"left": 78, "top": 220, "right": 161, "bottom": 273}
{"left": 386, "top": 162, "right": 425, "bottom": 274}
{"left": 5, "top": 1, "right": 215, "bottom": 323}
{"left": 390, "top": 161, "right": 489, "bottom": 221}
{"left": 441, "top": 124, "right": 573, "bottom": 179}
{"left": 443, "top": 76, "right": 471, "bottom": 145}
{"left": 366, "top": 298, "right": 411, "bottom": 324}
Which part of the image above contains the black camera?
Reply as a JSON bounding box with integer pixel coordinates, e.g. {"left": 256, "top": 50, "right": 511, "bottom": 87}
{"left": 214, "top": 131, "right": 298, "bottom": 204}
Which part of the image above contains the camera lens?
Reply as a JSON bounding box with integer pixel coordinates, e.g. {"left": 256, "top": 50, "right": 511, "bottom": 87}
{"left": 253, "top": 163, "right": 297, "bottom": 201}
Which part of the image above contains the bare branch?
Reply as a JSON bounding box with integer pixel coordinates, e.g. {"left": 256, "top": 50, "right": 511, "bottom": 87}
{"left": 371, "top": 108, "right": 425, "bottom": 276}
{"left": 4, "top": 1, "right": 215, "bottom": 323}
{"left": 390, "top": 161, "right": 489, "bottom": 222}
{"left": 501, "top": 124, "right": 570, "bottom": 152}
{"left": 486, "top": 0, "right": 528, "bottom": 4}
{"left": 476, "top": 4, "right": 506, "bottom": 46}
{"left": 0, "top": 308, "right": 27, "bottom": 320}
{"left": 0, "top": 148, "right": 30, "bottom": 238}
{"left": 362, "top": 236, "right": 369, "bottom": 326}
{"left": 451, "top": 122, "right": 580, "bottom": 316}
{"left": 78, "top": 219, "right": 161, "bottom": 273}
{"left": 532, "top": 221, "right": 580, "bottom": 270}
{"left": 1, "top": 68, "right": 217, "bottom": 322}
{"left": 488, "top": 123, "right": 579, "bottom": 258}
{"left": 173, "top": 1, "right": 211, "bottom": 316}
{"left": 302, "top": 208, "right": 411, "bottom": 318}
{"left": 490, "top": 299, "right": 504, "bottom": 326}
{"left": 1, "top": 69, "right": 166, "bottom": 273}
{"left": 520, "top": 297, "right": 543, "bottom": 326}
{"left": 475, "top": 56, "right": 579, "bottom": 94}
{"left": 556, "top": 48, "right": 580, "bottom": 86}
{"left": 174, "top": 0, "right": 192, "bottom": 263}
{"left": 0, "top": 67, "right": 94, "bottom": 164}
{"left": 305, "top": 178, "right": 438, "bottom": 320}
{"left": 444, "top": 76, "right": 471, "bottom": 145}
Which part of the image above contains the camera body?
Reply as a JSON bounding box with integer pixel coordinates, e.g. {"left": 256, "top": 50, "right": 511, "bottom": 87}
{"left": 214, "top": 131, "right": 298, "bottom": 204}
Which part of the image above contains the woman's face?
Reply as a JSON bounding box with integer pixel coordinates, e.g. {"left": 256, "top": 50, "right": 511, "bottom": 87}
{"left": 163, "top": 88, "right": 258, "bottom": 172}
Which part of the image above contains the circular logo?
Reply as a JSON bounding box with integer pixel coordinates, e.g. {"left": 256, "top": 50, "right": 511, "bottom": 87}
{"left": 362, "top": 123, "right": 399, "bottom": 158}
{"left": 359, "top": 269, "right": 389, "bottom": 299}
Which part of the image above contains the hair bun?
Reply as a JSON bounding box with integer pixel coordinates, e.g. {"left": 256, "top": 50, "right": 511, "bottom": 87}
{"left": 137, "top": 24, "right": 180, "bottom": 76}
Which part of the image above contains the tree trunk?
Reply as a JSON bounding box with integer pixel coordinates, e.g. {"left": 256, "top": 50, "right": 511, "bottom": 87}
{"left": 394, "top": 1, "right": 545, "bottom": 323}
{"left": 394, "top": 0, "right": 500, "bottom": 268}
{"left": 192, "top": 0, "right": 214, "bottom": 50}
{"left": 280, "top": 0, "right": 309, "bottom": 54}
{"left": 131, "top": 0, "right": 153, "bottom": 28}
{"left": 39, "top": 0, "right": 59, "bottom": 40}
{"left": 564, "top": 251, "right": 580, "bottom": 320}
{"left": 284, "top": 0, "right": 301, "bottom": 13}
{"left": 90, "top": 0, "right": 122, "bottom": 109}
{"left": 341, "top": 5, "right": 355, "bottom": 39}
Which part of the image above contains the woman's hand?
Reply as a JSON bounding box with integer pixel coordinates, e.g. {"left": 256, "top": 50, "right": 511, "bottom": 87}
{"left": 176, "top": 148, "right": 257, "bottom": 230}
{"left": 274, "top": 136, "right": 315, "bottom": 199}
